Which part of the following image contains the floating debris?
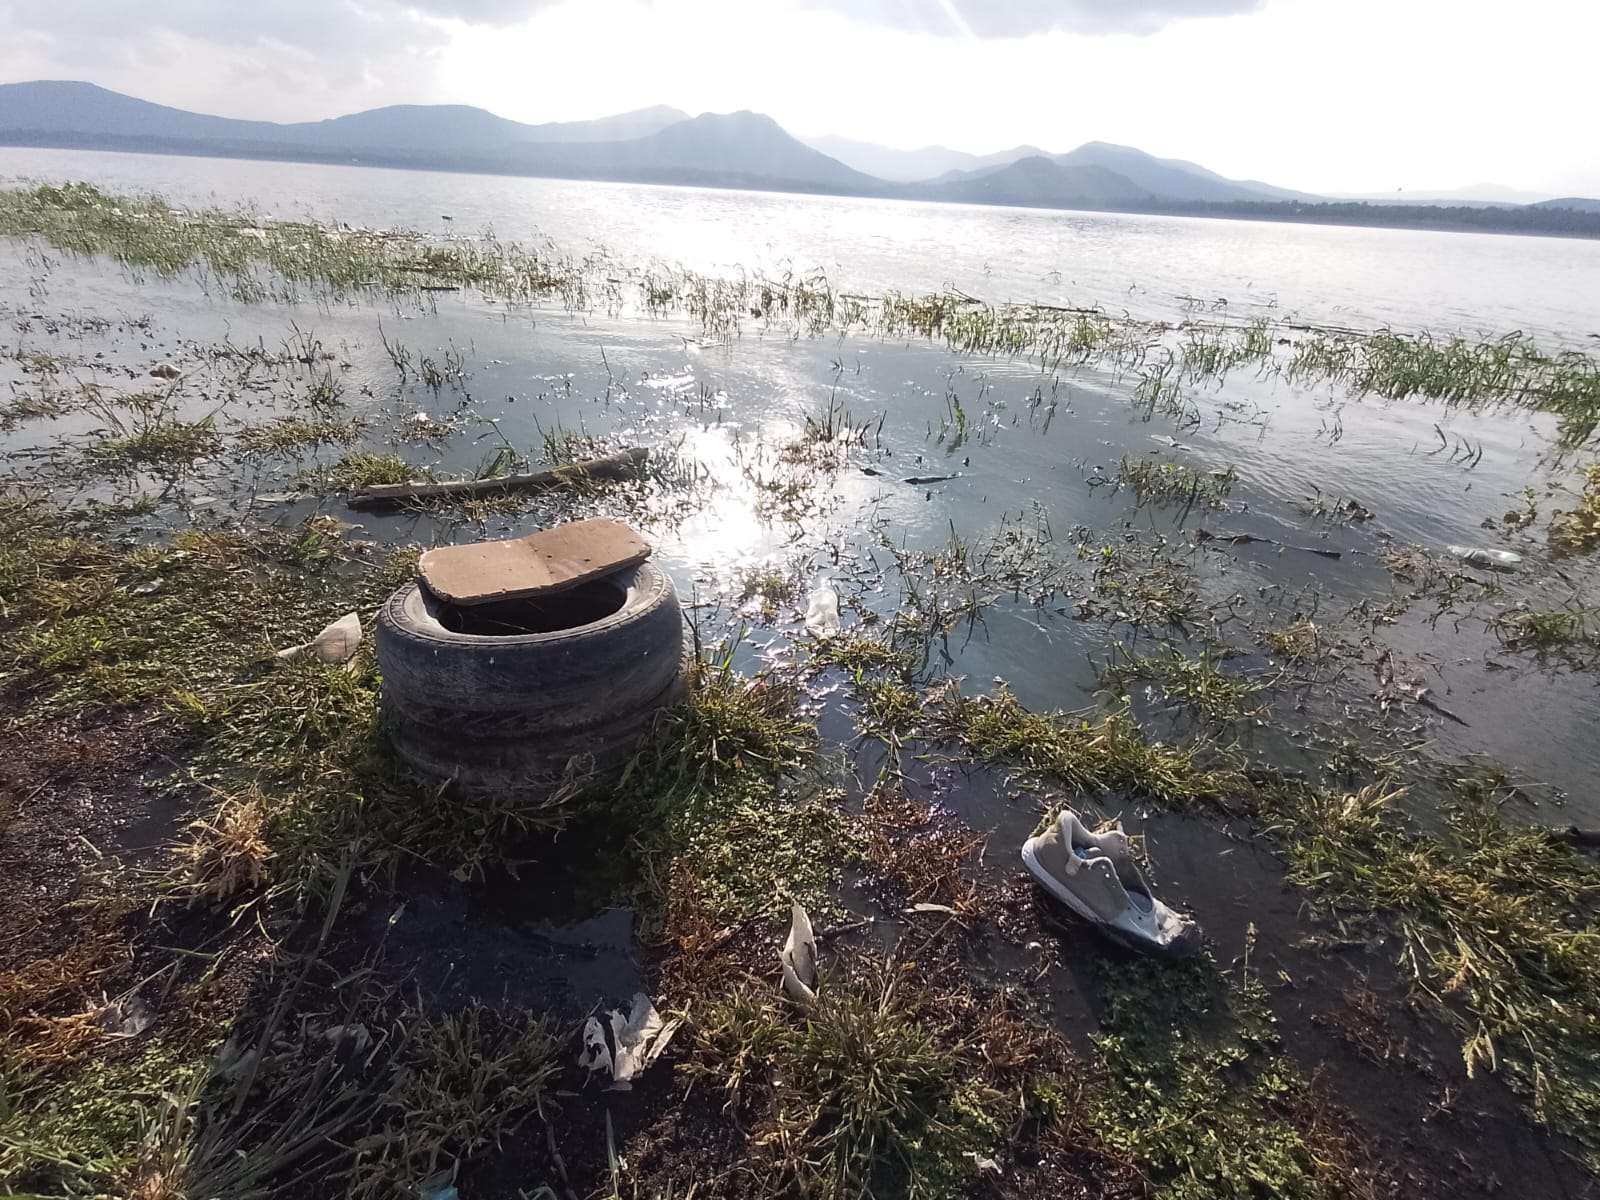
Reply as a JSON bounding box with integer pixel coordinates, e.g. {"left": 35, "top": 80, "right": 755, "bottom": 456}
{"left": 804, "top": 575, "right": 841, "bottom": 639}
{"left": 1447, "top": 544, "right": 1523, "bottom": 572}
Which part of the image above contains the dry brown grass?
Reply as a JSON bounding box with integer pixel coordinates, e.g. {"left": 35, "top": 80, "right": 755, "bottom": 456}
{"left": 0, "top": 932, "right": 126, "bottom": 1064}
{"left": 177, "top": 789, "right": 273, "bottom": 902}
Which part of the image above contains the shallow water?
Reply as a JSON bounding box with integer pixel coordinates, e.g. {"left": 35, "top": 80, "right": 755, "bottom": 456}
{"left": 5, "top": 146, "right": 1600, "bottom": 344}
{"left": 4, "top": 240, "right": 1596, "bottom": 823}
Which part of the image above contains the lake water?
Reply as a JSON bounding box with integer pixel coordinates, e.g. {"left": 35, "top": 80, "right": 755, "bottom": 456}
{"left": 5, "top": 145, "right": 1600, "bottom": 345}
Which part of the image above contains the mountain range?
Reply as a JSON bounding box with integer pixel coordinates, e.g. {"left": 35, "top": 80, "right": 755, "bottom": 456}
{"left": 1, "top": 81, "right": 1596, "bottom": 233}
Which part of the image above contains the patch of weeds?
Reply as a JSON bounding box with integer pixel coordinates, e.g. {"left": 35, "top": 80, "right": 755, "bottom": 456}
{"left": 736, "top": 565, "right": 799, "bottom": 616}
{"left": 1263, "top": 619, "right": 1323, "bottom": 665}
{"left": 1107, "top": 457, "right": 1235, "bottom": 510}
{"left": 236, "top": 415, "right": 364, "bottom": 456}
{"left": 174, "top": 787, "right": 273, "bottom": 903}
{"left": 0, "top": 931, "right": 126, "bottom": 1067}
{"left": 1100, "top": 646, "right": 1266, "bottom": 724}
{"left": 860, "top": 787, "right": 983, "bottom": 915}
{"left": 1551, "top": 463, "right": 1600, "bottom": 555}
{"left": 630, "top": 654, "right": 816, "bottom": 796}
{"left": 688, "top": 965, "right": 1004, "bottom": 1199}
{"left": 85, "top": 415, "right": 222, "bottom": 473}
{"left": 1087, "top": 954, "right": 1338, "bottom": 1199}
{"left": 853, "top": 674, "right": 922, "bottom": 744}
{"left": 810, "top": 634, "right": 917, "bottom": 676}
{"left": 0, "top": 1040, "right": 210, "bottom": 1195}
{"left": 936, "top": 684, "right": 1236, "bottom": 809}
{"left": 615, "top": 654, "right": 856, "bottom": 926}
{"left": 1079, "top": 544, "right": 1204, "bottom": 637}
{"left": 1488, "top": 604, "right": 1593, "bottom": 658}
{"left": 320, "top": 452, "right": 416, "bottom": 490}
{"left": 349, "top": 1006, "right": 558, "bottom": 1200}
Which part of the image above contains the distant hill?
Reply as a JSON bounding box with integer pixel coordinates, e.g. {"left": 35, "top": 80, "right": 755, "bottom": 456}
{"left": 0, "top": 81, "right": 688, "bottom": 158}
{"left": 2, "top": 81, "right": 1596, "bottom": 237}
{"left": 800, "top": 134, "right": 1041, "bottom": 183}
{"left": 914, "top": 156, "right": 1153, "bottom": 207}
{"left": 1054, "top": 142, "right": 1317, "bottom": 203}
{"left": 488, "top": 111, "right": 880, "bottom": 192}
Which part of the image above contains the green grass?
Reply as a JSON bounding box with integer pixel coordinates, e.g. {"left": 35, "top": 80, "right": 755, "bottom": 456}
{"left": 937, "top": 685, "right": 1235, "bottom": 808}
{"left": 1099, "top": 646, "right": 1266, "bottom": 724}
{"left": 688, "top": 968, "right": 1002, "bottom": 1200}
{"left": 321, "top": 452, "right": 417, "bottom": 490}
{"left": 1087, "top": 956, "right": 1337, "bottom": 1200}
{"left": 0, "top": 1040, "right": 211, "bottom": 1195}
{"left": 349, "top": 1006, "right": 558, "bottom": 1199}
{"left": 1265, "top": 781, "right": 1600, "bottom": 1166}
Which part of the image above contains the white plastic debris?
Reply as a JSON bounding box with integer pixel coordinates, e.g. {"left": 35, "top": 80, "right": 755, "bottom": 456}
{"left": 578, "top": 992, "right": 681, "bottom": 1091}
{"left": 1446, "top": 545, "right": 1522, "bottom": 572}
{"left": 781, "top": 902, "right": 818, "bottom": 1008}
{"left": 277, "top": 612, "right": 362, "bottom": 664}
{"left": 578, "top": 1017, "right": 614, "bottom": 1077}
{"left": 804, "top": 575, "right": 841, "bottom": 639}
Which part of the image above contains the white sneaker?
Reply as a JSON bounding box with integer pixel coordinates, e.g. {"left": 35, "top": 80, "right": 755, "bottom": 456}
{"left": 1021, "top": 809, "right": 1200, "bottom": 958}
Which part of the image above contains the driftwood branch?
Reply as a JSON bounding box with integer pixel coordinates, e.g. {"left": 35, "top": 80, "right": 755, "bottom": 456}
{"left": 346, "top": 447, "right": 648, "bottom": 510}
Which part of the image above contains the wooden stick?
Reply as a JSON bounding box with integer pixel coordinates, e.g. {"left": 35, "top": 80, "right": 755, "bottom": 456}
{"left": 346, "top": 446, "right": 648, "bottom": 509}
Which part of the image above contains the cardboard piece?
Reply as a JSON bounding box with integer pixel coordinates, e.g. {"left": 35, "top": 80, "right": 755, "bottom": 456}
{"left": 418, "top": 519, "right": 650, "bottom": 606}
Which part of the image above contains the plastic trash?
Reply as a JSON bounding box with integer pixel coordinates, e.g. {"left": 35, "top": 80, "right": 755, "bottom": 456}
{"left": 804, "top": 575, "right": 841, "bottom": 639}
{"left": 1446, "top": 545, "right": 1522, "bottom": 572}
{"left": 578, "top": 992, "right": 681, "bottom": 1091}
{"left": 1021, "top": 809, "right": 1199, "bottom": 958}
{"left": 277, "top": 612, "right": 362, "bottom": 664}
{"left": 781, "top": 902, "right": 818, "bottom": 1008}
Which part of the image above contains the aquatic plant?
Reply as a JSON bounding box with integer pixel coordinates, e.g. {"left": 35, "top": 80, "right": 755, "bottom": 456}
{"left": 1551, "top": 463, "right": 1600, "bottom": 553}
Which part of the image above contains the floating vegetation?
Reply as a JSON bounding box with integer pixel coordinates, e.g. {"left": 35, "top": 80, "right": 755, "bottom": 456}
{"left": 1099, "top": 646, "right": 1266, "bottom": 724}
{"left": 1551, "top": 464, "right": 1600, "bottom": 554}
{"left": 236, "top": 415, "right": 364, "bottom": 456}
{"left": 1107, "top": 457, "right": 1236, "bottom": 509}
{"left": 320, "top": 451, "right": 417, "bottom": 490}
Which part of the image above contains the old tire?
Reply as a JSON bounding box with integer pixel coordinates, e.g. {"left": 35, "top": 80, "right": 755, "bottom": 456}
{"left": 376, "top": 561, "right": 686, "bottom": 793}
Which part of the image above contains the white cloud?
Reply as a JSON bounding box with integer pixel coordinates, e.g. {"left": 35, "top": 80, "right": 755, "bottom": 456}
{"left": 793, "top": 0, "right": 1266, "bottom": 37}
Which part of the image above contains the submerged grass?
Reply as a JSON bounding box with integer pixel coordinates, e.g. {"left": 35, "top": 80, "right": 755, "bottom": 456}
{"left": 937, "top": 685, "right": 1236, "bottom": 808}
{"left": 1267, "top": 781, "right": 1600, "bottom": 1166}
{"left": 1099, "top": 646, "right": 1266, "bottom": 724}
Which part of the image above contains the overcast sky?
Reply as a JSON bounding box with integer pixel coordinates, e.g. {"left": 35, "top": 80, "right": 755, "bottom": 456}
{"left": 2, "top": 0, "right": 1596, "bottom": 196}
